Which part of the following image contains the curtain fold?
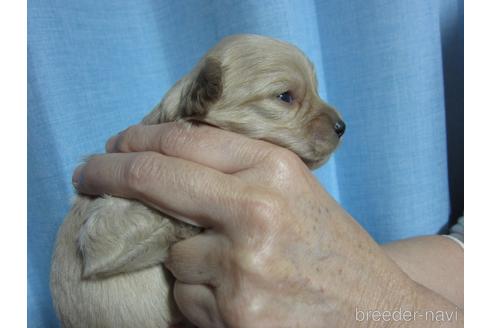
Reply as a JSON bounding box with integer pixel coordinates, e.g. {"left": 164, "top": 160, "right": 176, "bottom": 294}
{"left": 27, "top": 1, "right": 463, "bottom": 326}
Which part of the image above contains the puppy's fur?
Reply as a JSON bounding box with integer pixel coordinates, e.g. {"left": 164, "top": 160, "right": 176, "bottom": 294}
{"left": 51, "top": 34, "right": 343, "bottom": 327}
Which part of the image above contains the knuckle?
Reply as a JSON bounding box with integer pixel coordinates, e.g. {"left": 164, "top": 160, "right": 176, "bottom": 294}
{"left": 231, "top": 247, "right": 270, "bottom": 281}
{"left": 124, "top": 152, "right": 161, "bottom": 192}
{"left": 240, "top": 187, "right": 286, "bottom": 234}
{"left": 271, "top": 147, "right": 298, "bottom": 165}
{"left": 222, "top": 291, "right": 265, "bottom": 327}
{"left": 265, "top": 148, "right": 302, "bottom": 181}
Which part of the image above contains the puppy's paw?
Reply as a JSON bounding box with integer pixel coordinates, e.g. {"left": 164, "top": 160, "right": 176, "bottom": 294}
{"left": 77, "top": 196, "right": 198, "bottom": 279}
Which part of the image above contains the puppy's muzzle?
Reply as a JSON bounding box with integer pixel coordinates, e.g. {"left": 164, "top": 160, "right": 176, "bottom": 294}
{"left": 334, "top": 120, "right": 346, "bottom": 138}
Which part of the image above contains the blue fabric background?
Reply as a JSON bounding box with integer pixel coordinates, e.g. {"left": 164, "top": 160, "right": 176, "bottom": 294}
{"left": 28, "top": 0, "right": 463, "bottom": 326}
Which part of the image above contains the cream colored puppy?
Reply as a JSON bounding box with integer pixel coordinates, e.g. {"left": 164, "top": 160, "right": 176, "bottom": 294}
{"left": 51, "top": 34, "right": 345, "bottom": 327}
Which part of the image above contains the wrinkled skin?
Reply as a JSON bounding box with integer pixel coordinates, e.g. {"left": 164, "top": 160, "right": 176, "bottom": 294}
{"left": 74, "top": 123, "right": 463, "bottom": 328}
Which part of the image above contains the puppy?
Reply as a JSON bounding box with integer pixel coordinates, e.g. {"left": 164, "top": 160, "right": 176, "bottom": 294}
{"left": 50, "top": 34, "right": 345, "bottom": 327}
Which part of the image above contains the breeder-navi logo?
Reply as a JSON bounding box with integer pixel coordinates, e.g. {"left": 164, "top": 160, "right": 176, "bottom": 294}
{"left": 355, "top": 307, "right": 460, "bottom": 322}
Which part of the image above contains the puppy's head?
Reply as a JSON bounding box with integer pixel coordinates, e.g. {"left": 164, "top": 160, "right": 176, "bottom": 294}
{"left": 149, "top": 34, "right": 345, "bottom": 169}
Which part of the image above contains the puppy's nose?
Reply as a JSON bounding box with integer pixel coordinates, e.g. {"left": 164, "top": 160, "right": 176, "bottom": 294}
{"left": 334, "top": 120, "right": 346, "bottom": 138}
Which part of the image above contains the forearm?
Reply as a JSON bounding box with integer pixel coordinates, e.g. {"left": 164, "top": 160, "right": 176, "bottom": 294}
{"left": 382, "top": 235, "right": 463, "bottom": 309}
{"left": 407, "top": 282, "right": 464, "bottom": 327}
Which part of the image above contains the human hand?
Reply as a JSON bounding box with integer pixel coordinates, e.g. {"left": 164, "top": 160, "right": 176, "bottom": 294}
{"left": 73, "top": 123, "right": 462, "bottom": 327}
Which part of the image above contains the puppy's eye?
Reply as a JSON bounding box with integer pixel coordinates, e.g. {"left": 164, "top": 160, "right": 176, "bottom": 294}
{"left": 277, "top": 91, "right": 294, "bottom": 104}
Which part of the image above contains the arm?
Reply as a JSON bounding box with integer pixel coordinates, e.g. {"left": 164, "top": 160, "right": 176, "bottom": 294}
{"left": 383, "top": 235, "right": 464, "bottom": 309}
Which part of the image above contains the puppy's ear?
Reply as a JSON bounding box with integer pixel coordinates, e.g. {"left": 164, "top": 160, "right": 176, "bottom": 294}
{"left": 178, "top": 57, "right": 223, "bottom": 119}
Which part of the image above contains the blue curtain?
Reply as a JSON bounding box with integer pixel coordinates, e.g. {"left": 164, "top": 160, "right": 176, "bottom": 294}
{"left": 28, "top": 1, "right": 463, "bottom": 326}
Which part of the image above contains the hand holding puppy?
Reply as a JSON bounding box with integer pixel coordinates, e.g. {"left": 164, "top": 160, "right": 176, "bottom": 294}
{"left": 51, "top": 35, "right": 347, "bottom": 327}
{"left": 74, "top": 123, "right": 461, "bottom": 328}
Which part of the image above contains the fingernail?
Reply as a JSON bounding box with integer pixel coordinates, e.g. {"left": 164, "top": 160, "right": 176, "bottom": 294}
{"left": 105, "top": 135, "right": 118, "bottom": 153}
{"left": 72, "top": 164, "right": 85, "bottom": 189}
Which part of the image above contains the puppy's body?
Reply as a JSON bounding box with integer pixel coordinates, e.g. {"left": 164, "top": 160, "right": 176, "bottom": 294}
{"left": 51, "top": 35, "right": 343, "bottom": 327}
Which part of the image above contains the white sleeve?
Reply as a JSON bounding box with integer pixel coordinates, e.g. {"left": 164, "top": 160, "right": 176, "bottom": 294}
{"left": 442, "top": 216, "right": 464, "bottom": 249}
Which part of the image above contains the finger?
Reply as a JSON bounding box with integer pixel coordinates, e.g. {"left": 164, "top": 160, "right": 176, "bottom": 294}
{"left": 165, "top": 231, "right": 225, "bottom": 286}
{"left": 174, "top": 282, "right": 224, "bottom": 328}
{"left": 106, "top": 122, "right": 279, "bottom": 173}
{"left": 73, "top": 151, "right": 245, "bottom": 228}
